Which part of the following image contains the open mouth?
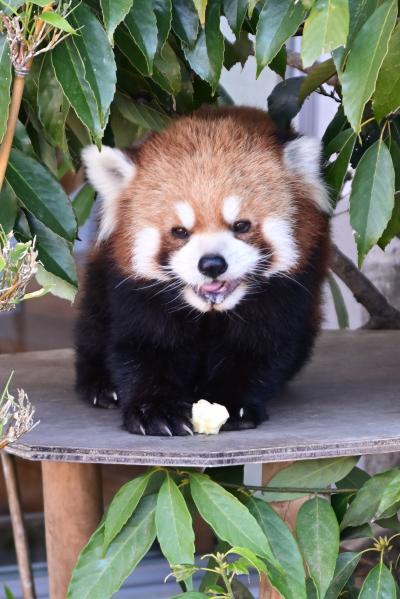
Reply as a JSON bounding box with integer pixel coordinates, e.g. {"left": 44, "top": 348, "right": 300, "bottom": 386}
{"left": 194, "top": 279, "right": 241, "bottom": 305}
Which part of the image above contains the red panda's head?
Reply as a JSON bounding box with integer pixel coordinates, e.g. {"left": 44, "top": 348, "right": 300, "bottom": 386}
{"left": 82, "top": 107, "right": 330, "bottom": 312}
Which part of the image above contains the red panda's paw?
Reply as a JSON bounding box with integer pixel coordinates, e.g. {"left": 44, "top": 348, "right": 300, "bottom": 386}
{"left": 77, "top": 382, "right": 119, "bottom": 410}
{"left": 220, "top": 405, "right": 268, "bottom": 431}
{"left": 124, "top": 403, "right": 194, "bottom": 437}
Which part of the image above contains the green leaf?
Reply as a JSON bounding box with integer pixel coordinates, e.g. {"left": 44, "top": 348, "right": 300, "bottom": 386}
{"left": 189, "top": 473, "right": 278, "bottom": 565}
{"left": 13, "top": 121, "right": 36, "bottom": 158}
{"left": 359, "top": 562, "right": 397, "bottom": 599}
{"left": 322, "top": 105, "right": 348, "bottom": 147}
{"left": 376, "top": 470, "right": 400, "bottom": 517}
{"left": 301, "top": 0, "right": 349, "bottom": 68}
{"left": 183, "top": 0, "right": 224, "bottom": 94}
{"left": 4, "top": 586, "right": 16, "bottom": 599}
{"left": 306, "top": 579, "right": 318, "bottom": 599}
{"left": 299, "top": 58, "right": 336, "bottom": 103}
{"left": 341, "top": 0, "right": 397, "bottom": 133}
{"left": 100, "top": 0, "right": 134, "bottom": 43}
{"left": 193, "top": 0, "right": 208, "bottom": 25}
{"left": 350, "top": 139, "right": 395, "bottom": 265}
{"left": 172, "top": 0, "right": 199, "bottom": 47}
{"left": 324, "top": 129, "right": 356, "bottom": 204}
{"left": 156, "top": 473, "right": 195, "bottom": 567}
{"left": 348, "top": 0, "right": 379, "bottom": 43}
{"left": 373, "top": 25, "right": 400, "bottom": 121}
{"left": 114, "top": 93, "right": 169, "bottom": 130}
{"left": 379, "top": 192, "right": 400, "bottom": 250}
{"left": 116, "top": 26, "right": 179, "bottom": 94}
{"left": 103, "top": 471, "right": 153, "bottom": 553}
{"left": 227, "top": 546, "right": 269, "bottom": 576}
{"left": 262, "top": 457, "right": 358, "bottom": 501}
{"left": 267, "top": 77, "right": 304, "bottom": 129}
{"left": 328, "top": 274, "right": 349, "bottom": 329}
{"left": 337, "top": 467, "right": 370, "bottom": 490}
{"left": 72, "top": 184, "right": 95, "bottom": 228}
{"left": 154, "top": 41, "right": 182, "bottom": 95}
{"left": 37, "top": 54, "right": 69, "bottom": 152}
{"left": 0, "top": 0, "right": 24, "bottom": 15}
{"left": 390, "top": 140, "right": 400, "bottom": 191}
{"left": 35, "top": 264, "right": 77, "bottom": 303}
{"left": 223, "top": 0, "right": 247, "bottom": 37}
{"left": 224, "top": 31, "right": 252, "bottom": 69}
{"left": 110, "top": 105, "right": 142, "bottom": 146}
{"left": 269, "top": 45, "right": 287, "bottom": 78}
{"left": 325, "top": 552, "right": 361, "bottom": 599}
{"left": 38, "top": 11, "right": 77, "bottom": 34}
{"left": 255, "top": 0, "right": 305, "bottom": 76}
{"left": 69, "top": 4, "right": 117, "bottom": 130}
{"left": 125, "top": 0, "right": 158, "bottom": 73}
{"left": 153, "top": 0, "right": 172, "bottom": 50}
{"left": 0, "top": 34, "right": 11, "bottom": 144}
{"left": 247, "top": 497, "right": 306, "bottom": 599}
{"left": 24, "top": 214, "right": 78, "bottom": 287}
{"left": 67, "top": 494, "right": 157, "bottom": 599}
{"left": 52, "top": 38, "right": 102, "bottom": 143}
{"left": 6, "top": 149, "right": 77, "bottom": 242}
{"left": 0, "top": 180, "right": 18, "bottom": 234}
{"left": 341, "top": 469, "right": 400, "bottom": 529}
{"left": 230, "top": 579, "right": 256, "bottom": 599}
{"left": 296, "top": 497, "right": 339, "bottom": 599}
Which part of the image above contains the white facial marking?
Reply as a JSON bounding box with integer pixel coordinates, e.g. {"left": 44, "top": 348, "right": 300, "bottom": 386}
{"left": 170, "top": 231, "right": 260, "bottom": 287}
{"left": 283, "top": 137, "right": 331, "bottom": 213}
{"left": 133, "top": 227, "right": 167, "bottom": 280}
{"left": 262, "top": 217, "right": 299, "bottom": 276}
{"left": 81, "top": 145, "right": 136, "bottom": 242}
{"left": 222, "top": 195, "right": 242, "bottom": 225}
{"left": 175, "top": 201, "right": 196, "bottom": 230}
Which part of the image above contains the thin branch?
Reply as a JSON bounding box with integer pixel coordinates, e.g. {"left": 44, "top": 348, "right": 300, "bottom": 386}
{"left": 286, "top": 49, "right": 339, "bottom": 87}
{"left": 219, "top": 481, "right": 358, "bottom": 495}
{"left": 330, "top": 243, "right": 400, "bottom": 329}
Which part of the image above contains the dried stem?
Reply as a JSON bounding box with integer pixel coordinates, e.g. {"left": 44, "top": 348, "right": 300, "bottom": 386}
{"left": 1, "top": 453, "right": 36, "bottom": 599}
{"left": 330, "top": 243, "right": 400, "bottom": 329}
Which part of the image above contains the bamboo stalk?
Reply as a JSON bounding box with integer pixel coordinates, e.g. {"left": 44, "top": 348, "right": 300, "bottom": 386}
{"left": 1, "top": 452, "right": 36, "bottom": 599}
{"left": 0, "top": 75, "right": 26, "bottom": 191}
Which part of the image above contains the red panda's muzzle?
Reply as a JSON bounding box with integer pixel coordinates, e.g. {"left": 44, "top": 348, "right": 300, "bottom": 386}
{"left": 196, "top": 279, "right": 241, "bottom": 305}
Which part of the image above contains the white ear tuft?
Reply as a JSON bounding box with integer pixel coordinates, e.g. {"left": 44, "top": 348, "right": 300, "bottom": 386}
{"left": 283, "top": 137, "right": 331, "bottom": 213}
{"left": 81, "top": 145, "right": 136, "bottom": 241}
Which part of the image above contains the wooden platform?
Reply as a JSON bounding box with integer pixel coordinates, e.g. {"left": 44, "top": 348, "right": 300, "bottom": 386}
{"left": 3, "top": 330, "right": 400, "bottom": 467}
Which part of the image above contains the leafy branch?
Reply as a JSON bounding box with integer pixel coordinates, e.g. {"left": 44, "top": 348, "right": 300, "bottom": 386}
{"left": 0, "top": 0, "right": 76, "bottom": 189}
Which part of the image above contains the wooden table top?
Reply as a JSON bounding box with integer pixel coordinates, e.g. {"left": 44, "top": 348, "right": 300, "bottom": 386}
{"left": 2, "top": 330, "right": 400, "bottom": 467}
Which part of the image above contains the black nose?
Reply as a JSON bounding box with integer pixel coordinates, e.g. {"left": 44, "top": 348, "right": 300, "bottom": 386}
{"left": 198, "top": 254, "right": 228, "bottom": 278}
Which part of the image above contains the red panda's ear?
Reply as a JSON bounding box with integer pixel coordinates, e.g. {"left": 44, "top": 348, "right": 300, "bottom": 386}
{"left": 81, "top": 145, "right": 136, "bottom": 200}
{"left": 81, "top": 145, "right": 136, "bottom": 241}
{"left": 283, "top": 137, "right": 331, "bottom": 214}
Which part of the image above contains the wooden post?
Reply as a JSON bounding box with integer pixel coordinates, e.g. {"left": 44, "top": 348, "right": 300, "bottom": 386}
{"left": 42, "top": 462, "right": 103, "bottom": 599}
{"left": 259, "top": 462, "right": 307, "bottom": 599}
{"left": 1, "top": 452, "right": 36, "bottom": 599}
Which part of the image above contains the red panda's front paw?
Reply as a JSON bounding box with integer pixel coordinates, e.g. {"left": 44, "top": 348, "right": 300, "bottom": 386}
{"left": 220, "top": 405, "right": 268, "bottom": 431}
{"left": 124, "top": 403, "right": 194, "bottom": 437}
{"left": 77, "top": 382, "right": 119, "bottom": 410}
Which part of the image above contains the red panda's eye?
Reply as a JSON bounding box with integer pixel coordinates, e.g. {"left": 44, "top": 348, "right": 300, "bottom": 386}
{"left": 171, "top": 226, "right": 190, "bottom": 239}
{"left": 233, "top": 220, "right": 251, "bottom": 234}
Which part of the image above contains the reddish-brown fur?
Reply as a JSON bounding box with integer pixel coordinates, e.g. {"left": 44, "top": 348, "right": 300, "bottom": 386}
{"left": 110, "top": 106, "right": 328, "bottom": 276}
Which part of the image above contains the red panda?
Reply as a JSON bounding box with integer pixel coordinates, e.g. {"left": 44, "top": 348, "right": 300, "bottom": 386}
{"left": 75, "top": 106, "right": 330, "bottom": 436}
